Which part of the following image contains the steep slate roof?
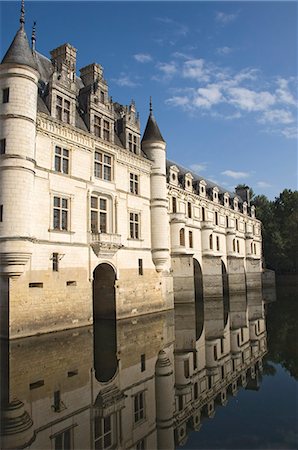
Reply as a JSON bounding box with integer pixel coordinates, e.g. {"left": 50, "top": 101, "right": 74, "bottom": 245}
{"left": 166, "top": 159, "right": 241, "bottom": 201}
{"left": 141, "top": 111, "right": 165, "bottom": 143}
{"left": 1, "top": 27, "right": 38, "bottom": 71}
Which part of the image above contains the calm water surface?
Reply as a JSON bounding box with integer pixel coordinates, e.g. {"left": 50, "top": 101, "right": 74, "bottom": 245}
{"left": 0, "top": 280, "right": 297, "bottom": 450}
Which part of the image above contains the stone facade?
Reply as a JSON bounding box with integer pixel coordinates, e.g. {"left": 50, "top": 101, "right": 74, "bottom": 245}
{"left": 0, "top": 14, "right": 262, "bottom": 338}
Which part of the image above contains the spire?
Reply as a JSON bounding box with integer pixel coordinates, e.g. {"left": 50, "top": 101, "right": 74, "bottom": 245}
{"left": 20, "top": 0, "right": 25, "bottom": 29}
{"left": 141, "top": 97, "right": 165, "bottom": 143}
{"left": 1, "top": 1, "right": 38, "bottom": 71}
{"left": 31, "top": 21, "right": 36, "bottom": 51}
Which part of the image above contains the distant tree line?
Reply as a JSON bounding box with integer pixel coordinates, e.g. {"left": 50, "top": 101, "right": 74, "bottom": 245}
{"left": 237, "top": 186, "right": 298, "bottom": 274}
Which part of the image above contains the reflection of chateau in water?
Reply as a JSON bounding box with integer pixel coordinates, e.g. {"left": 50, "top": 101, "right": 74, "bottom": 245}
{"left": 1, "top": 286, "right": 267, "bottom": 450}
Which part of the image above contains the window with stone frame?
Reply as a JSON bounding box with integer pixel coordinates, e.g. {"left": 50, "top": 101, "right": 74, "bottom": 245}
{"left": 54, "top": 146, "right": 69, "bottom": 174}
{"left": 189, "top": 230, "right": 193, "bottom": 248}
{"left": 2, "top": 88, "right": 9, "bottom": 104}
{"left": 54, "top": 428, "right": 72, "bottom": 450}
{"left": 103, "top": 120, "right": 110, "bottom": 141}
{"left": 53, "top": 196, "right": 69, "bottom": 231}
{"left": 129, "top": 212, "right": 140, "bottom": 239}
{"left": 128, "top": 132, "right": 138, "bottom": 154}
{"left": 94, "top": 415, "right": 113, "bottom": 450}
{"left": 91, "top": 196, "right": 108, "bottom": 234}
{"left": 130, "top": 173, "right": 139, "bottom": 195}
{"left": 94, "top": 151, "right": 112, "bottom": 181}
{"left": 56, "top": 95, "right": 70, "bottom": 124}
{"left": 134, "top": 391, "right": 145, "bottom": 423}
{"left": 94, "top": 115, "right": 101, "bottom": 138}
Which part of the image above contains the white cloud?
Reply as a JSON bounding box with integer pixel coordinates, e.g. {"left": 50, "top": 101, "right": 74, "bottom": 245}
{"left": 133, "top": 53, "right": 152, "bottom": 63}
{"left": 216, "top": 46, "right": 233, "bottom": 55}
{"left": 281, "top": 127, "right": 298, "bottom": 139}
{"left": 157, "top": 62, "right": 177, "bottom": 76}
{"left": 257, "top": 181, "right": 272, "bottom": 188}
{"left": 221, "top": 170, "right": 250, "bottom": 179}
{"left": 275, "top": 78, "right": 297, "bottom": 106}
{"left": 189, "top": 163, "right": 207, "bottom": 173}
{"left": 165, "top": 96, "right": 190, "bottom": 107}
{"left": 259, "top": 109, "right": 294, "bottom": 125}
{"left": 112, "top": 73, "right": 139, "bottom": 87}
{"left": 227, "top": 87, "right": 275, "bottom": 112}
{"left": 182, "top": 59, "right": 210, "bottom": 82}
{"left": 215, "top": 11, "right": 238, "bottom": 25}
{"left": 194, "top": 84, "right": 223, "bottom": 109}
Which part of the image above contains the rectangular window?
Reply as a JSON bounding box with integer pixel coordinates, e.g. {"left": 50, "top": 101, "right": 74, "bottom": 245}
{"left": 100, "top": 91, "right": 105, "bottom": 103}
{"left": 184, "top": 359, "right": 189, "bottom": 378}
{"left": 189, "top": 230, "right": 193, "bottom": 248}
{"left": 94, "top": 115, "right": 101, "bottom": 138}
{"left": 103, "top": 120, "right": 110, "bottom": 141}
{"left": 216, "top": 236, "right": 220, "bottom": 251}
{"left": 215, "top": 211, "right": 218, "bottom": 225}
{"left": 53, "top": 196, "right": 68, "bottom": 231}
{"left": 141, "top": 354, "right": 145, "bottom": 372}
{"left": 172, "top": 196, "right": 177, "bottom": 213}
{"left": 94, "top": 416, "right": 112, "bottom": 449}
{"left": 128, "top": 132, "right": 137, "bottom": 154}
{"left": 134, "top": 392, "right": 145, "bottom": 423}
{"left": 130, "top": 173, "right": 139, "bottom": 195}
{"left": 0, "top": 138, "right": 6, "bottom": 155}
{"left": 94, "top": 151, "right": 112, "bottom": 181}
{"left": 54, "top": 428, "right": 72, "bottom": 450}
{"left": 56, "top": 95, "right": 70, "bottom": 124}
{"left": 53, "top": 390, "right": 61, "bottom": 412}
{"left": 29, "top": 379, "right": 44, "bottom": 390}
{"left": 178, "top": 395, "right": 183, "bottom": 411}
{"left": 52, "top": 252, "right": 59, "bottom": 272}
{"left": 91, "top": 196, "right": 107, "bottom": 233}
{"left": 54, "top": 146, "right": 69, "bottom": 174}
{"left": 213, "top": 345, "right": 218, "bottom": 361}
{"left": 226, "top": 216, "right": 229, "bottom": 228}
{"left": 138, "top": 259, "right": 143, "bottom": 276}
{"left": 194, "top": 382, "right": 198, "bottom": 400}
{"left": 63, "top": 99, "right": 70, "bottom": 124}
{"left": 29, "top": 282, "right": 43, "bottom": 288}
{"left": 0, "top": 205, "right": 3, "bottom": 222}
{"left": 202, "top": 207, "right": 205, "bottom": 221}
{"left": 56, "top": 95, "right": 63, "bottom": 121}
{"left": 129, "top": 212, "right": 139, "bottom": 239}
{"left": 187, "top": 202, "right": 192, "bottom": 218}
{"left": 136, "top": 439, "right": 145, "bottom": 450}
{"left": 220, "top": 338, "right": 224, "bottom": 354}
{"left": 2, "top": 88, "right": 9, "bottom": 103}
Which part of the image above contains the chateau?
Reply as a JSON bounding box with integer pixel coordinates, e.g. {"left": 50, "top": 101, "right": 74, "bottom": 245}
{"left": 0, "top": 6, "right": 263, "bottom": 339}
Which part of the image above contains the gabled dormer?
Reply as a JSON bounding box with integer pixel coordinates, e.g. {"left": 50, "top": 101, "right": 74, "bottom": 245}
{"left": 212, "top": 186, "right": 219, "bottom": 203}
{"left": 184, "top": 172, "right": 193, "bottom": 192}
{"left": 223, "top": 192, "right": 230, "bottom": 208}
{"left": 198, "top": 180, "right": 207, "bottom": 197}
{"left": 251, "top": 205, "right": 256, "bottom": 218}
{"left": 242, "top": 201, "right": 248, "bottom": 215}
{"left": 114, "top": 100, "right": 141, "bottom": 154}
{"left": 78, "top": 63, "right": 114, "bottom": 143}
{"left": 233, "top": 196, "right": 239, "bottom": 211}
{"left": 46, "top": 43, "right": 77, "bottom": 127}
{"left": 169, "top": 165, "right": 179, "bottom": 186}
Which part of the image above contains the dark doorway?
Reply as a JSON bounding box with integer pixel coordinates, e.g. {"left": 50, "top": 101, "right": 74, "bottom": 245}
{"left": 93, "top": 263, "right": 116, "bottom": 320}
{"left": 194, "top": 259, "right": 204, "bottom": 340}
{"left": 222, "top": 261, "right": 229, "bottom": 326}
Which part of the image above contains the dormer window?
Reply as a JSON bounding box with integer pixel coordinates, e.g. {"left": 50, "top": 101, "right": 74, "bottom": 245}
{"left": 103, "top": 120, "right": 110, "bottom": 141}
{"left": 233, "top": 197, "right": 239, "bottom": 211}
{"left": 184, "top": 173, "right": 193, "bottom": 192}
{"left": 100, "top": 91, "right": 105, "bottom": 103}
{"left": 212, "top": 187, "right": 219, "bottom": 203}
{"left": 251, "top": 205, "right": 256, "bottom": 218}
{"left": 243, "top": 202, "right": 247, "bottom": 214}
{"left": 169, "top": 165, "right": 179, "bottom": 186}
{"left": 199, "top": 180, "right": 207, "bottom": 197}
{"left": 128, "top": 133, "right": 138, "bottom": 154}
{"left": 56, "top": 95, "right": 70, "bottom": 124}
{"left": 94, "top": 115, "right": 101, "bottom": 138}
{"left": 224, "top": 193, "right": 230, "bottom": 207}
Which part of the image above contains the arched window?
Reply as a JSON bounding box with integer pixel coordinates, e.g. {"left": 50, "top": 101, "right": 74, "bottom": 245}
{"left": 209, "top": 234, "right": 213, "bottom": 250}
{"left": 216, "top": 236, "right": 220, "bottom": 251}
{"left": 179, "top": 228, "right": 185, "bottom": 246}
{"left": 254, "top": 243, "right": 257, "bottom": 254}
{"left": 237, "top": 240, "right": 240, "bottom": 253}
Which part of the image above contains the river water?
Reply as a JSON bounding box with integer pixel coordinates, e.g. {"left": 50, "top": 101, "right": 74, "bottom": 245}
{"left": 0, "top": 279, "right": 297, "bottom": 449}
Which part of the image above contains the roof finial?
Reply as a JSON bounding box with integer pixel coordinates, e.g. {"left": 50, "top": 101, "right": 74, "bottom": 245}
{"left": 149, "top": 96, "right": 153, "bottom": 114}
{"left": 20, "top": 0, "right": 25, "bottom": 29}
{"left": 31, "top": 21, "right": 36, "bottom": 51}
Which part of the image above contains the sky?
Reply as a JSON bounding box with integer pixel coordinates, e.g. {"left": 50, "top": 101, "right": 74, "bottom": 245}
{"left": 1, "top": 1, "right": 297, "bottom": 199}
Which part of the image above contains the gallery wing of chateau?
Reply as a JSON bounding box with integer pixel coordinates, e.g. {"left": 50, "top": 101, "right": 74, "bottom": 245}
{"left": 0, "top": 11, "right": 263, "bottom": 338}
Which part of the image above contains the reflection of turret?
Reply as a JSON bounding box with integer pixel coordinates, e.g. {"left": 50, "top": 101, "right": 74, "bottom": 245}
{"left": 1, "top": 399, "right": 34, "bottom": 450}
{"left": 155, "top": 350, "right": 175, "bottom": 449}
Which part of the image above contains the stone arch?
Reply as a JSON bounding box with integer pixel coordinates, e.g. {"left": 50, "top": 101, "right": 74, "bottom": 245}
{"left": 93, "top": 263, "right": 116, "bottom": 320}
{"left": 193, "top": 259, "right": 204, "bottom": 340}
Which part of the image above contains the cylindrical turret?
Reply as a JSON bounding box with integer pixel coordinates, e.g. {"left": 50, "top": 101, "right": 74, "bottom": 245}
{"left": 155, "top": 350, "right": 175, "bottom": 449}
{"left": 0, "top": 10, "right": 39, "bottom": 278}
{"left": 141, "top": 100, "right": 170, "bottom": 272}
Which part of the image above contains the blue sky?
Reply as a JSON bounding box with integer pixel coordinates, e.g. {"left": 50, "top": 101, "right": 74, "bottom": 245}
{"left": 1, "top": 1, "right": 297, "bottom": 199}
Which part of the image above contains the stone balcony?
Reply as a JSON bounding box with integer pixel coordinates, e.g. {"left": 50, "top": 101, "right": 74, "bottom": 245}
{"left": 90, "top": 232, "right": 122, "bottom": 257}
{"left": 170, "top": 212, "right": 187, "bottom": 224}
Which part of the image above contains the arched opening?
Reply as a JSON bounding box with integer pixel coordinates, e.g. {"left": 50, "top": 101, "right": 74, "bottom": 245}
{"left": 194, "top": 259, "right": 204, "bottom": 340}
{"left": 179, "top": 228, "right": 185, "bottom": 246}
{"left": 222, "top": 261, "right": 229, "bottom": 326}
{"left": 93, "top": 263, "right": 116, "bottom": 320}
{"left": 93, "top": 263, "right": 117, "bottom": 382}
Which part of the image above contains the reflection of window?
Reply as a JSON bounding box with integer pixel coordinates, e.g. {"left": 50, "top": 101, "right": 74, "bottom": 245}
{"left": 91, "top": 196, "right": 108, "bottom": 233}
{"left": 213, "top": 345, "right": 217, "bottom": 361}
{"left": 130, "top": 212, "right": 140, "bottom": 239}
{"left": 52, "top": 253, "right": 59, "bottom": 272}
{"left": 94, "top": 415, "right": 112, "bottom": 450}
{"left": 194, "top": 382, "right": 198, "bottom": 400}
{"left": 179, "top": 228, "right": 185, "bottom": 246}
{"left": 55, "top": 146, "right": 69, "bottom": 174}
{"left": 54, "top": 428, "right": 72, "bottom": 450}
{"left": 136, "top": 439, "right": 145, "bottom": 450}
{"left": 189, "top": 231, "right": 193, "bottom": 248}
{"left": 130, "top": 173, "right": 139, "bottom": 195}
{"left": 184, "top": 359, "right": 189, "bottom": 378}
{"left": 53, "top": 196, "right": 68, "bottom": 231}
{"left": 94, "top": 151, "right": 112, "bottom": 181}
{"left": 134, "top": 392, "right": 145, "bottom": 423}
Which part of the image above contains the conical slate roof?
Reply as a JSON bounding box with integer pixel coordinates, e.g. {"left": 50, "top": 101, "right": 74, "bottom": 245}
{"left": 141, "top": 103, "right": 165, "bottom": 143}
{"left": 1, "top": 26, "right": 38, "bottom": 71}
